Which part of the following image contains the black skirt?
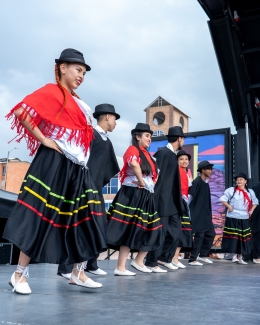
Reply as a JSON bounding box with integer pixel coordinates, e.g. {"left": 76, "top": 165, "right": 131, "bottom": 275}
{"left": 222, "top": 217, "right": 252, "bottom": 254}
{"left": 106, "top": 185, "right": 163, "bottom": 251}
{"left": 178, "top": 199, "right": 192, "bottom": 248}
{"left": 3, "top": 145, "right": 107, "bottom": 264}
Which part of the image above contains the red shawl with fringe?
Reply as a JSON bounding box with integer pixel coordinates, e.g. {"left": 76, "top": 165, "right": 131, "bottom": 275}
{"left": 119, "top": 145, "right": 157, "bottom": 184}
{"left": 6, "top": 83, "right": 93, "bottom": 156}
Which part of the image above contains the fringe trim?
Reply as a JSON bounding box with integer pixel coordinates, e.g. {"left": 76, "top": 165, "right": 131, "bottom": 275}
{"left": 119, "top": 155, "right": 141, "bottom": 184}
{"left": 5, "top": 102, "right": 93, "bottom": 156}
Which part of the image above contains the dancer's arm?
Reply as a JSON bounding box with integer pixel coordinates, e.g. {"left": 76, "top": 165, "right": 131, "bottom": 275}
{"left": 129, "top": 159, "right": 145, "bottom": 188}
{"left": 14, "top": 106, "right": 63, "bottom": 153}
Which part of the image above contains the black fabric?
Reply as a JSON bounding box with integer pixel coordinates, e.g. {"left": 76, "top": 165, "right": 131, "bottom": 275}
{"left": 87, "top": 130, "right": 119, "bottom": 195}
{"left": 253, "top": 231, "right": 260, "bottom": 259}
{"left": 222, "top": 217, "right": 252, "bottom": 255}
{"left": 145, "top": 214, "right": 181, "bottom": 266}
{"left": 251, "top": 183, "right": 260, "bottom": 234}
{"left": 188, "top": 228, "right": 215, "bottom": 262}
{"left": 3, "top": 145, "right": 107, "bottom": 264}
{"left": 106, "top": 186, "right": 163, "bottom": 251}
{"left": 189, "top": 176, "right": 213, "bottom": 233}
{"left": 153, "top": 147, "right": 183, "bottom": 217}
{"left": 178, "top": 200, "right": 192, "bottom": 248}
{"left": 57, "top": 255, "right": 98, "bottom": 274}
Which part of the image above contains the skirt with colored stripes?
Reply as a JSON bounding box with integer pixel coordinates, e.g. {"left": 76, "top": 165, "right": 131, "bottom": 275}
{"left": 221, "top": 217, "right": 252, "bottom": 254}
{"left": 178, "top": 200, "right": 192, "bottom": 248}
{"left": 106, "top": 185, "right": 163, "bottom": 251}
{"left": 3, "top": 145, "right": 107, "bottom": 264}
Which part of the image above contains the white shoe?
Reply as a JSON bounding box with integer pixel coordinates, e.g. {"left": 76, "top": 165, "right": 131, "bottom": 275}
{"left": 131, "top": 261, "right": 152, "bottom": 273}
{"left": 60, "top": 273, "right": 71, "bottom": 280}
{"left": 87, "top": 268, "right": 107, "bottom": 275}
{"left": 172, "top": 261, "right": 186, "bottom": 269}
{"left": 197, "top": 257, "right": 213, "bottom": 264}
{"left": 253, "top": 259, "right": 260, "bottom": 264}
{"left": 188, "top": 261, "right": 203, "bottom": 266}
{"left": 232, "top": 254, "right": 239, "bottom": 263}
{"left": 237, "top": 259, "right": 247, "bottom": 265}
{"left": 162, "top": 262, "right": 178, "bottom": 270}
{"left": 149, "top": 266, "right": 167, "bottom": 273}
{"left": 70, "top": 272, "right": 102, "bottom": 288}
{"left": 9, "top": 270, "right": 32, "bottom": 295}
{"left": 114, "top": 268, "right": 136, "bottom": 276}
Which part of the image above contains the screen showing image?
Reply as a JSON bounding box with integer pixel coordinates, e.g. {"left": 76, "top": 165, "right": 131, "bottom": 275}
{"left": 150, "top": 130, "right": 229, "bottom": 249}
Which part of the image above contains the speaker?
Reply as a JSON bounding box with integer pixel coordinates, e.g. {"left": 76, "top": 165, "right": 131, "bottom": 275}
{"left": 0, "top": 243, "right": 13, "bottom": 264}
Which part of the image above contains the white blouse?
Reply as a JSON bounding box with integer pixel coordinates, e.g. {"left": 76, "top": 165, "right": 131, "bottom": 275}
{"left": 219, "top": 187, "right": 259, "bottom": 219}
{"left": 23, "top": 97, "right": 93, "bottom": 168}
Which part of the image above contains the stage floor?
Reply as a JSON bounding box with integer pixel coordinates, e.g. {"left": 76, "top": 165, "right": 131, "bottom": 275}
{"left": 0, "top": 259, "right": 260, "bottom": 325}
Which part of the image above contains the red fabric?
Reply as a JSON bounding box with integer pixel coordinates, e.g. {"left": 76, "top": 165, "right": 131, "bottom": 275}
{"left": 179, "top": 166, "right": 189, "bottom": 198}
{"left": 119, "top": 145, "right": 157, "bottom": 184}
{"left": 6, "top": 83, "right": 93, "bottom": 156}
{"left": 235, "top": 187, "right": 252, "bottom": 214}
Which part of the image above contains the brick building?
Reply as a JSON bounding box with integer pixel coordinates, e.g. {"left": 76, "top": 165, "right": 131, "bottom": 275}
{"left": 145, "top": 96, "right": 189, "bottom": 135}
{"left": 0, "top": 158, "right": 30, "bottom": 194}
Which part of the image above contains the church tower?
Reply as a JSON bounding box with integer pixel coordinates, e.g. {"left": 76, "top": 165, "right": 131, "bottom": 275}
{"left": 144, "top": 96, "right": 189, "bottom": 136}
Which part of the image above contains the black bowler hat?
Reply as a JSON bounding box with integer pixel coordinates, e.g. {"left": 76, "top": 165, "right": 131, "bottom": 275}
{"left": 177, "top": 150, "right": 191, "bottom": 160}
{"left": 166, "top": 126, "right": 186, "bottom": 138}
{"left": 131, "top": 123, "right": 153, "bottom": 135}
{"left": 55, "top": 48, "right": 91, "bottom": 71}
{"left": 235, "top": 172, "right": 248, "bottom": 181}
{"left": 197, "top": 160, "right": 214, "bottom": 172}
{"left": 93, "top": 104, "right": 120, "bottom": 120}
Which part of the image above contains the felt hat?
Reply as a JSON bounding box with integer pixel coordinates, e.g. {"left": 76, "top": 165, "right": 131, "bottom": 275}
{"left": 177, "top": 150, "right": 191, "bottom": 160}
{"left": 234, "top": 172, "right": 248, "bottom": 181}
{"left": 93, "top": 104, "right": 120, "bottom": 120}
{"left": 166, "top": 126, "right": 186, "bottom": 138}
{"left": 197, "top": 160, "right": 214, "bottom": 172}
{"left": 55, "top": 48, "right": 91, "bottom": 71}
{"left": 131, "top": 123, "right": 153, "bottom": 135}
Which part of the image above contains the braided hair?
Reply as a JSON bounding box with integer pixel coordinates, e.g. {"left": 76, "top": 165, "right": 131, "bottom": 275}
{"left": 131, "top": 132, "right": 157, "bottom": 175}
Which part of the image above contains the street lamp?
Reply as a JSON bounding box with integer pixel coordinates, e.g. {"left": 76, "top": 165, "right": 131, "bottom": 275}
{"left": 3, "top": 147, "right": 19, "bottom": 190}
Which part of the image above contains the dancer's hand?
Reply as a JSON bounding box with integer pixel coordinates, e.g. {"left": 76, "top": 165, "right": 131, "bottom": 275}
{"left": 228, "top": 205, "right": 233, "bottom": 212}
{"left": 41, "top": 138, "right": 63, "bottom": 154}
{"left": 132, "top": 180, "right": 145, "bottom": 188}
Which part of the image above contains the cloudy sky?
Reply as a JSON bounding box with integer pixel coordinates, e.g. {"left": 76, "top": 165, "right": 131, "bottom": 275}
{"left": 0, "top": 0, "right": 235, "bottom": 162}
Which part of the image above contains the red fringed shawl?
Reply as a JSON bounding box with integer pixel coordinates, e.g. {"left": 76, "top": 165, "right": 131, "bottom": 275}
{"left": 179, "top": 166, "right": 189, "bottom": 198}
{"left": 6, "top": 83, "right": 94, "bottom": 156}
{"left": 235, "top": 187, "right": 253, "bottom": 214}
{"left": 119, "top": 145, "right": 157, "bottom": 184}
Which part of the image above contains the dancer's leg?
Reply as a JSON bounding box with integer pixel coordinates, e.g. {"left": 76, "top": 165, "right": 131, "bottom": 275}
{"left": 15, "top": 251, "right": 31, "bottom": 283}
{"left": 134, "top": 251, "right": 147, "bottom": 267}
{"left": 172, "top": 247, "right": 182, "bottom": 264}
{"left": 116, "top": 246, "right": 130, "bottom": 271}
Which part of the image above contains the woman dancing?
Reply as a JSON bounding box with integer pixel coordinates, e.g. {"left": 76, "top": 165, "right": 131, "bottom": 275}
{"left": 4, "top": 48, "right": 107, "bottom": 294}
{"left": 106, "top": 123, "right": 163, "bottom": 275}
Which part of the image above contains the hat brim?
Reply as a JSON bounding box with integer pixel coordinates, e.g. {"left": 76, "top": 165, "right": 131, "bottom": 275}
{"left": 177, "top": 153, "right": 191, "bottom": 160}
{"left": 131, "top": 128, "right": 153, "bottom": 135}
{"left": 55, "top": 58, "right": 91, "bottom": 71}
{"left": 234, "top": 175, "right": 247, "bottom": 180}
{"left": 166, "top": 134, "right": 186, "bottom": 138}
{"left": 197, "top": 164, "right": 214, "bottom": 172}
{"left": 93, "top": 111, "right": 120, "bottom": 120}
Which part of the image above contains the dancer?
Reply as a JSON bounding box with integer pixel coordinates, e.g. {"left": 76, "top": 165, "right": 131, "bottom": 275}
{"left": 172, "top": 150, "right": 193, "bottom": 269}
{"left": 145, "top": 126, "right": 184, "bottom": 272}
{"left": 251, "top": 182, "right": 260, "bottom": 264}
{"left": 220, "top": 173, "right": 258, "bottom": 264}
{"left": 57, "top": 103, "right": 120, "bottom": 278}
{"left": 3, "top": 48, "right": 107, "bottom": 294}
{"left": 188, "top": 160, "right": 215, "bottom": 266}
{"left": 106, "top": 123, "right": 163, "bottom": 276}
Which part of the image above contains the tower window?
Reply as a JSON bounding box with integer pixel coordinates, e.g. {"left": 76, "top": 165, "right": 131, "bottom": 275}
{"left": 179, "top": 116, "right": 184, "bottom": 128}
{"left": 153, "top": 112, "right": 165, "bottom": 125}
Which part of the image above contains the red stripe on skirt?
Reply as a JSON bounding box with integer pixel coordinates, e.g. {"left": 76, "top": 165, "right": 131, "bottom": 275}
{"left": 110, "top": 216, "right": 162, "bottom": 231}
{"left": 18, "top": 199, "right": 101, "bottom": 228}
{"left": 222, "top": 235, "right": 251, "bottom": 242}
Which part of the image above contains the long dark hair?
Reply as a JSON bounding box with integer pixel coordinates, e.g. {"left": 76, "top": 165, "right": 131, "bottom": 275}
{"left": 132, "top": 132, "right": 157, "bottom": 176}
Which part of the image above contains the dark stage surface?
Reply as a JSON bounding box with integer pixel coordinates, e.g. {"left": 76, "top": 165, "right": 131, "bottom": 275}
{"left": 0, "top": 259, "right": 260, "bottom": 325}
